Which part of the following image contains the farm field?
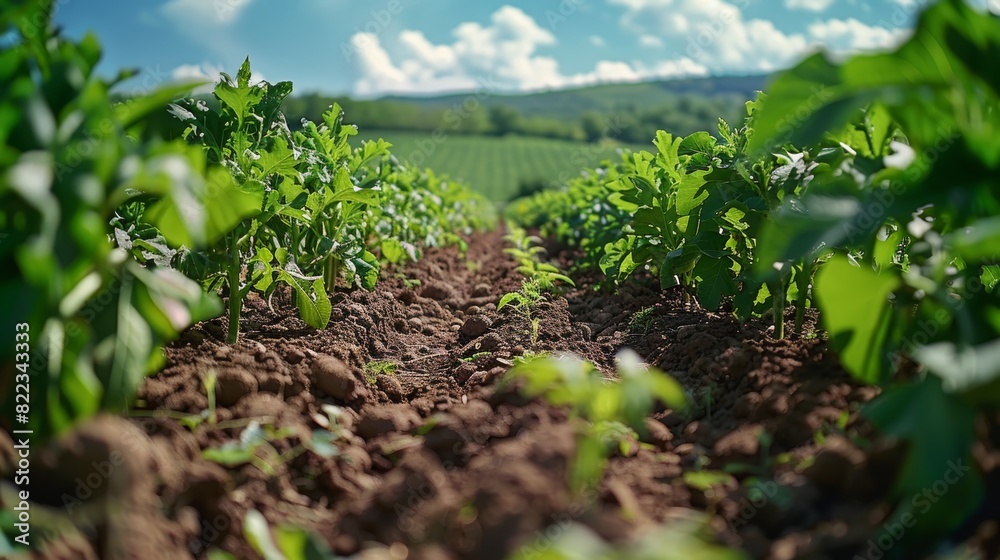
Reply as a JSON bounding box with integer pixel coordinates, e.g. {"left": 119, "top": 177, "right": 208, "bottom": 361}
{"left": 353, "top": 130, "right": 643, "bottom": 201}
{"left": 3, "top": 1, "right": 1000, "bottom": 560}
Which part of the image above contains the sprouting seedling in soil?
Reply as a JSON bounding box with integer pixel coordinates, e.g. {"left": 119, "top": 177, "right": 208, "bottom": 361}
{"left": 503, "top": 350, "right": 687, "bottom": 493}
{"left": 393, "top": 272, "right": 422, "bottom": 289}
{"left": 511, "top": 350, "right": 548, "bottom": 367}
{"left": 462, "top": 351, "right": 493, "bottom": 363}
{"left": 723, "top": 431, "right": 777, "bottom": 478}
{"left": 629, "top": 306, "right": 656, "bottom": 333}
{"left": 202, "top": 420, "right": 340, "bottom": 476}
{"left": 363, "top": 360, "right": 397, "bottom": 385}
{"left": 509, "top": 511, "right": 747, "bottom": 560}
{"left": 203, "top": 370, "right": 219, "bottom": 425}
{"left": 243, "top": 509, "right": 335, "bottom": 560}
{"left": 530, "top": 317, "right": 541, "bottom": 346}
{"left": 813, "top": 409, "right": 851, "bottom": 446}
{"left": 503, "top": 225, "right": 574, "bottom": 291}
{"left": 498, "top": 279, "right": 546, "bottom": 313}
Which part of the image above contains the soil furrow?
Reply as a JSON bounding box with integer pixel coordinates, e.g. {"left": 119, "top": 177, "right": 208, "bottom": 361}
{"left": 22, "top": 232, "right": 948, "bottom": 560}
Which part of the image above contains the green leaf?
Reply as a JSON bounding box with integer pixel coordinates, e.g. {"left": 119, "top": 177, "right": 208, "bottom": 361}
{"left": 350, "top": 251, "right": 380, "bottom": 291}
{"left": 750, "top": 0, "right": 1000, "bottom": 156}
{"left": 244, "top": 510, "right": 286, "bottom": 560}
{"left": 945, "top": 216, "right": 1000, "bottom": 262}
{"left": 693, "top": 257, "right": 737, "bottom": 312}
{"left": 381, "top": 238, "right": 406, "bottom": 264}
{"left": 203, "top": 442, "right": 255, "bottom": 466}
{"left": 864, "top": 377, "right": 982, "bottom": 541}
{"left": 256, "top": 136, "right": 300, "bottom": 183}
{"left": 814, "top": 255, "right": 900, "bottom": 384}
{"left": 114, "top": 81, "right": 206, "bottom": 129}
{"left": 215, "top": 58, "right": 264, "bottom": 123}
{"left": 276, "top": 272, "right": 331, "bottom": 330}
{"left": 914, "top": 340, "right": 1000, "bottom": 394}
{"left": 983, "top": 265, "right": 1000, "bottom": 291}
{"left": 498, "top": 292, "right": 521, "bottom": 311}
{"left": 140, "top": 153, "right": 261, "bottom": 248}
{"left": 683, "top": 470, "right": 735, "bottom": 492}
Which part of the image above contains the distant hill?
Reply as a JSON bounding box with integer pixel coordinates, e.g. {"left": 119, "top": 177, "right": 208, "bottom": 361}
{"left": 376, "top": 75, "right": 772, "bottom": 119}
{"left": 283, "top": 74, "right": 770, "bottom": 147}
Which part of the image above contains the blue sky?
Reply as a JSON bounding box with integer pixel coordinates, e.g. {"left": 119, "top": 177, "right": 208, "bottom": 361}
{"left": 51, "top": 0, "right": 988, "bottom": 97}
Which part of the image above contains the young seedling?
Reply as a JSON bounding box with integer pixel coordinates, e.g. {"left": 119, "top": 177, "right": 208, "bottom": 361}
{"left": 629, "top": 306, "right": 656, "bottom": 333}
{"left": 503, "top": 350, "right": 687, "bottom": 493}
{"left": 202, "top": 420, "right": 340, "bottom": 476}
{"left": 363, "top": 360, "right": 398, "bottom": 385}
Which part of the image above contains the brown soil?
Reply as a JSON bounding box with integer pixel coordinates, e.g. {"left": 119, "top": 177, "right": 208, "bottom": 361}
{"left": 8, "top": 231, "right": 1000, "bottom": 560}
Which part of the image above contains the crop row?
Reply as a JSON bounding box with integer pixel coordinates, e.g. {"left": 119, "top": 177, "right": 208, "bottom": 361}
{"left": 508, "top": 0, "right": 1000, "bottom": 551}
{"left": 0, "top": 1, "right": 494, "bottom": 441}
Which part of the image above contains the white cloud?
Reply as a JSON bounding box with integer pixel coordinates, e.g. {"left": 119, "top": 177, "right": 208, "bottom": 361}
{"left": 808, "top": 18, "right": 910, "bottom": 51}
{"left": 161, "top": 0, "right": 253, "bottom": 26}
{"left": 639, "top": 35, "right": 664, "bottom": 48}
{"left": 785, "top": 0, "right": 835, "bottom": 11}
{"left": 348, "top": 5, "right": 706, "bottom": 96}
{"left": 607, "top": 0, "right": 807, "bottom": 72}
{"left": 589, "top": 35, "right": 607, "bottom": 47}
{"left": 607, "top": 0, "right": 907, "bottom": 73}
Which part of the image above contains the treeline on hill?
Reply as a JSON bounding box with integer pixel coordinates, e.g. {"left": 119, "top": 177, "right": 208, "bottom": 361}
{"left": 281, "top": 91, "right": 751, "bottom": 144}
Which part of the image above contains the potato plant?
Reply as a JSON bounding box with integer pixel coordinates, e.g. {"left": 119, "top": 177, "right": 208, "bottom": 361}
{"left": 0, "top": 1, "right": 252, "bottom": 439}
{"left": 508, "top": 0, "right": 1000, "bottom": 549}
{"left": 156, "top": 61, "right": 495, "bottom": 343}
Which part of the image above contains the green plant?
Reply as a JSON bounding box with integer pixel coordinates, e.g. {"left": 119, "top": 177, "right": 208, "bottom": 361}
{"left": 498, "top": 278, "right": 547, "bottom": 313}
{"left": 202, "top": 420, "right": 339, "bottom": 476}
{"left": 503, "top": 225, "right": 574, "bottom": 290}
{"left": 462, "top": 351, "right": 493, "bottom": 363}
{"left": 510, "top": 511, "right": 747, "bottom": 560}
{"left": 241, "top": 510, "right": 335, "bottom": 560}
{"left": 511, "top": 350, "right": 547, "bottom": 367}
{"left": 504, "top": 350, "right": 687, "bottom": 492}
{"left": 363, "top": 360, "right": 397, "bottom": 385}
{"left": 166, "top": 59, "right": 335, "bottom": 343}
{"left": 203, "top": 370, "right": 218, "bottom": 425}
{"left": 0, "top": 0, "right": 245, "bottom": 440}
{"left": 746, "top": 0, "right": 1000, "bottom": 547}
{"left": 629, "top": 306, "right": 656, "bottom": 333}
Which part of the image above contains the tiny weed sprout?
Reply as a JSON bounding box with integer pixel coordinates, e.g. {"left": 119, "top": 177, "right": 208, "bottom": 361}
{"left": 363, "top": 360, "right": 397, "bottom": 385}
{"left": 504, "top": 350, "right": 687, "bottom": 492}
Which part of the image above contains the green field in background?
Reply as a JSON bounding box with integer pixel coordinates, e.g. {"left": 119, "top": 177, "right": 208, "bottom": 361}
{"left": 353, "top": 130, "right": 646, "bottom": 201}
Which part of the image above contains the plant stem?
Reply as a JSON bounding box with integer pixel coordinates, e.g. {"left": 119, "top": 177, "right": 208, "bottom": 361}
{"left": 771, "top": 278, "right": 786, "bottom": 340}
{"left": 226, "top": 232, "right": 242, "bottom": 344}
{"left": 794, "top": 262, "right": 811, "bottom": 335}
